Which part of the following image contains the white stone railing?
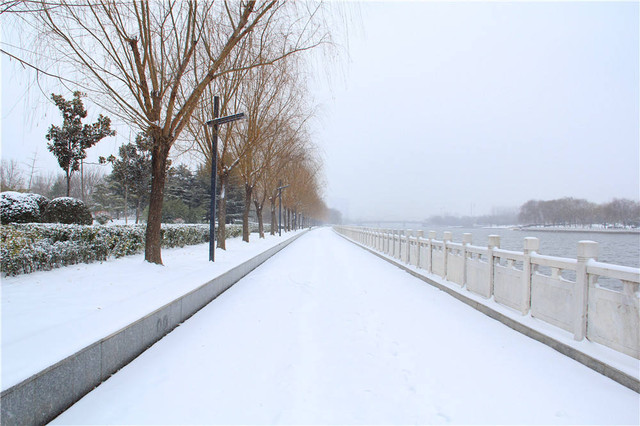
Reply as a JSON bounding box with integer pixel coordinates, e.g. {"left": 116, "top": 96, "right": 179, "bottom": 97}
{"left": 334, "top": 226, "right": 640, "bottom": 360}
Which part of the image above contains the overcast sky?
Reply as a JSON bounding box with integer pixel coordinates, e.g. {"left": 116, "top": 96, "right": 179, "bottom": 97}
{"left": 2, "top": 1, "right": 639, "bottom": 222}
{"left": 311, "top": 1, "right": 639, "bottom": 221}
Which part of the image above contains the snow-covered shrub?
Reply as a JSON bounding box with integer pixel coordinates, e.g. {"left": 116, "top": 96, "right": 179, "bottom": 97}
{"left": 43, "top": 197, "right": 93, "bottom": 225}
{"left": 94, "top": 212, "right": 112, "bottom": 225}
{"left": 0, "top": 223, "right": 223, "bottom": 276}
{"left": 226, "top": 224, "right": 243, "bottom": 238}
{"left": 31, "top": 193, "right": 49, "bottom": 215}
{"left": 0, "top": 192, "right": 49, "bottom": 224}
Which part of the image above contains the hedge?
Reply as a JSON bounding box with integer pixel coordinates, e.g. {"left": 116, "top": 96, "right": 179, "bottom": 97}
{"left": 42, "top": 197, "right": 93, "bottom": 225}
{"left": 1, "top": 223, "right": 245, "bottom": 277}
{"left": 0, "top": 192, "right": 47, "bottom": 224}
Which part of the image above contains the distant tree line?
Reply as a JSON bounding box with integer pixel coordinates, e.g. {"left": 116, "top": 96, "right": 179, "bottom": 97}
{"left": 518, "top": 197, "right": 640, "bottom": 227}
{"left": 424, "top": 197, "right": 640, "bottom": 228}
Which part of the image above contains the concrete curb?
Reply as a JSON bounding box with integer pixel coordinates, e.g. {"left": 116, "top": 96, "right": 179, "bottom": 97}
{"left": 1, "top": 230, "right": 308, "bottom": 425}
{"left": 334, "top": 230, "right": 640, "bottom": 394}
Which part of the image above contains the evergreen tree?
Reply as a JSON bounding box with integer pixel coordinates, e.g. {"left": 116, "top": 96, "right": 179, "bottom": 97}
{"left": 46, "top": 91, "right": 116, "bottom": 196}
{"left": 100, "top": 133, "right": 152, "bottom": 223}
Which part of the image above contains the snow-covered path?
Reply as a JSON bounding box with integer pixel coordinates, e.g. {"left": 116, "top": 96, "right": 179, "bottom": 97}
{"left": 54, "top": 228, "right": 639, "bottom": 425}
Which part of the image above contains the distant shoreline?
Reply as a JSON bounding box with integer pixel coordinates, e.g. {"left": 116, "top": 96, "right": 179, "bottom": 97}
{"left": 514, "top": 227, "right": 640, "bottom": 235}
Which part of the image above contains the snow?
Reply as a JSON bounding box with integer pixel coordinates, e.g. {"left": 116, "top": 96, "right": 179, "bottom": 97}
{"left": 1, "top": 230, "right": 303, "bottom": 391}
{"left": 52, "top": 228, "right": 638, "bottom": 424}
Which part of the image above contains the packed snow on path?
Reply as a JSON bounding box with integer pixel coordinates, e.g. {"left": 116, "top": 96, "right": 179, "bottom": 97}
{"left": 52, "top": 228, "right": 639, "bottom": 425}
{"left": 1, "top": 230, "right": 303, "bottom": 391}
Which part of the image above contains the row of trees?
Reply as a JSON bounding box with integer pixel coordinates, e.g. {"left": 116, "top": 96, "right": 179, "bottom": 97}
{"left": 187, "top": 47, "right": 326, "bottom": 247}
{"left": 518, "top": 197, "right": 640, "bottom": 227}
{"left": 5, "top": 1, "right": 337, "bottom": 263}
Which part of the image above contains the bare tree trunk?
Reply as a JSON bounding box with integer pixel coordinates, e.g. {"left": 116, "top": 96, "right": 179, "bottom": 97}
{"left": 242, "top": 183, "right": 252, "bottom": 242}
{"left": 66, "top": 170, "right": 71, "bottom": 197}
{"left": 81, "top": 160, "right": 85, "bottom": 202}
{"left": 144, "top": 142, "right": 170, "bottom": 264}
{"left": 270, "top": 198, "right": 276, "bottom": 236}
{"left": 217, "top": 172, "right": 228, "bottom": 250}
{"left": 136, "top": 198, "right": 141, "bottom": 224}
{"left": 254, "top": 200, "right": 265, "bottom": 238}
{"left": 124, "top": 186, "right": 128, "bottom": 225}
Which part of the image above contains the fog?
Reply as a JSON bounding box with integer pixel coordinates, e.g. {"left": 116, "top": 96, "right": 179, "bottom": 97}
{"left": 311, "top": 1, "right": 639, "bottom": 221}
{"left": 1, "top": 2, "right": 638, "bottom": 223}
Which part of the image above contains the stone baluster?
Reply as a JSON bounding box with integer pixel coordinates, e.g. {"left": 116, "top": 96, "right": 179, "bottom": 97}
{"left": 390, "top": 230, "right": 396, "bottom": 257}
{"left": 442, "top": 231, "right": 452, "bottom": 279}
{"left": 428, "top": 231, "right": 436, "bottom": 273}
{"left": 521, "top": 237, "right": 539, "bottom": 315}
{"left": 415, "top": 230, "right": 424, "bottom": 268}
{"left": 462, "top": 233, "right": 472, "bottom": 288}
{"left": 488, "top": 235, "right": 500, "bottom": 298}
{"left": 575, "top": 241, "right": 597, "bottom": 341}
{"left": 405, "top": 229, "right": 412, "bottom": 264}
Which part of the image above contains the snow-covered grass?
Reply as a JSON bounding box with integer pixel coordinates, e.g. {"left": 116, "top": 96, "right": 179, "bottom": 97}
{"left": 53, "top": 228, "right": 638, "bottom": 425}
{"left": 1, "top": 230, "right": 303, "bottom": 391}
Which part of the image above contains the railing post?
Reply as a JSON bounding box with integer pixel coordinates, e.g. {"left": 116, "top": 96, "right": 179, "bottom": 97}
{"left": 443, "top": 231, "right": 452, "bottom": 279}
{"left": 387, "top": 229, "right": 390, "bottom": 254}
{"left": 462, "top": 233, "right": 472, "bottom": 287}
{"left": 488, "top": 235, "right": 500, "bottom": 298}
{"left": 428, "top": 231, "right": 436, "bottom": 274}
{"left": 384, "top": 229, "right": 388, "bottom": 254}
{"left": 575, "top": 240, "right": 598, "bottom": 341}
{"left": 416, "top": 230, "right": 424, "bottom": 268}
{"left": 390, "top": 230, "right": 395, "bottom": 257}
{"left": 522, "top": 237, "right": 539, "bottom": 315}
{"left": 405, "top": 229, "right": 412, "bottom": 264}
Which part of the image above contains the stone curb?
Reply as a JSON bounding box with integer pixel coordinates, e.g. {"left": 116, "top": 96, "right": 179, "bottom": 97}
{"left": 1, "top": 230, "right": 308, "bottom": 425}
{"left": 334, "top": 230, "right": 640, "bottom": 394}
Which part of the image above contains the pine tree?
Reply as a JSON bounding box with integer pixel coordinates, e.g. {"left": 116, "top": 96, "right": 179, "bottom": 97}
{"left": 100, "top": 134, "right": 152, "bottom": 223}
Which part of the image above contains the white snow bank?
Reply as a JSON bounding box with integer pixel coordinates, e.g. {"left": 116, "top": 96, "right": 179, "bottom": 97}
{"left": 54, "top": 228, "right": 638, "bottom": 425}
{"left": 1, "top": 230, "right": 303, "bottom": 391}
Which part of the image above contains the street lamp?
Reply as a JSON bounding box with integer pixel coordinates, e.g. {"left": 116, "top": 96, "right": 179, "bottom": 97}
{"left": 277, "top": 181, "right": 289, "bottom": 236}
{"left": 205, "top": 95, "right": 245, "bottom": 261}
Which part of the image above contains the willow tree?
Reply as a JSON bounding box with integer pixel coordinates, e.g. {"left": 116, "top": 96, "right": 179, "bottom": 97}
{"left": 183, "top": 1, "right": 331, "bottom": 249}
{"left": 4, "top": 0, "right": 331, "bottom": 264}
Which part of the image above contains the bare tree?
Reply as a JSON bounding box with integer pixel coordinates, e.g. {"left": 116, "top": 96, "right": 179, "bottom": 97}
{"left": 29, "top": 171, "right": 57, "bottom": 197}
{"left": 5, "top": 0, "right": 331, "bottom": 263}
{"left": 0, "top": 159, "right": 25, "bottom": 192}
{"left": 233, "top": 54, "right": 305, "bottom": 242}
{"left": 25, "top": 150, "right": 39, "bottom": 191}
{"left": 185, "top": 6, "right": 329, "bottom": 247}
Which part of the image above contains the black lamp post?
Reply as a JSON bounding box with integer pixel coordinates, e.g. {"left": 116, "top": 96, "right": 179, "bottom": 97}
{"left": 205, "top": 95, "right": 245, "bottom": 261}
{"left": 277, "top": 181, "right": 289, "bottom": 236}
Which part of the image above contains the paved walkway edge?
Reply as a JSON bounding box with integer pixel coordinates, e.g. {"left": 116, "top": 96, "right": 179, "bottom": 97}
{"left": 335, "top": 230, "right": 640, "bottom": 394}
{"left": 1, "top": 230, "right": 308, "bottom": 426}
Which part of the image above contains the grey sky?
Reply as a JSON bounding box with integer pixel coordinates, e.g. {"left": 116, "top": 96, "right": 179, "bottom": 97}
{"left": 1, "top": 1, "right": 639, "bottom": 222}
{"left": 312, "top": 1, "right": 639, "bottom": 221}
